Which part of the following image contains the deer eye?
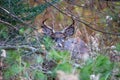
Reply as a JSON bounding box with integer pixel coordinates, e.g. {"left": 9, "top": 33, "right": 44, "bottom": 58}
{"left": 52, "top": 32, "right": 65, "bottom": 38}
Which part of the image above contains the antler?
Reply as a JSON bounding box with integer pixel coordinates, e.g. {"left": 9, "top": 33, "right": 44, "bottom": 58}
{"left": 41, "top": 18, "right": 48, "bottom": 26}
{"left": 41, "top": 19, "right": 55, "bottom": 35}
{"left": 70, "top": 17, "right": 75, "bottom": 26}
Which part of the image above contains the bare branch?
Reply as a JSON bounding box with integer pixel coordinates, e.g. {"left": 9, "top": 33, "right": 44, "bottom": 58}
{"left": 0, "top": 19, "right": 18, "bottom": 30}
{"left": 0, "top": 6, "right": 37, "bottom": 30}
{"left": 0, "top": 6, "right": 25, "bottom": 24}
{"left": 0, "top": 45, "right": 47, "bottom": 55}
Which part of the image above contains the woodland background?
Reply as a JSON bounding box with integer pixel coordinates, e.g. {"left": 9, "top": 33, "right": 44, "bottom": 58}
{"left": 0, "top": 0, "right": 120, "bottom": 80}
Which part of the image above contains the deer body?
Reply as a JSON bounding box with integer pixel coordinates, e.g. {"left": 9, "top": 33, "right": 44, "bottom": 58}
{"left": 64, "top": 38, "right": 89, "bottom": 60}
{"left": 41, "top": 19, "right": 89, "bottom": 62}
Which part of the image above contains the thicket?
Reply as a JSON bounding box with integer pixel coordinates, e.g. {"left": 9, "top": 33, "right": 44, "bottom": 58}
{"left": 0, "top": 0, "right": 120, "bottom": 80}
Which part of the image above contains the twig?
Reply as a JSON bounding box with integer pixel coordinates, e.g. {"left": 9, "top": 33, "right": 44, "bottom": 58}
{"left": 0, "top": 6, "right": 37, "bottom": 30}
{"left": 45, "top": 0, "right": 120, "bottom": 36}
{"left": 0, "top": 6, "right": 25, "bottom": 24}
{"left": 0, "top": 19, "right": 18, "bottom": 30}
{"left": 0, "top": 45, "right": 46, "bottom": 55}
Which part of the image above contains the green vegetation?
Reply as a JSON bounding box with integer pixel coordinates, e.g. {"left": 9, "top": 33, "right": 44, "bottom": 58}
{"left": 2, "top": 47, "right": 116, "bottom": 80}
{"left": 0, "top": 0, "right": 120, "bottom": 80}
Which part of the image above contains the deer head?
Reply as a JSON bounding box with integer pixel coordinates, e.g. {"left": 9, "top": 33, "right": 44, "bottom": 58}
{"left": 41, "top": 19, "right": 89, "bottom": 62}
{"left": 41, "top": 19, "right": 75, "bottom": 47}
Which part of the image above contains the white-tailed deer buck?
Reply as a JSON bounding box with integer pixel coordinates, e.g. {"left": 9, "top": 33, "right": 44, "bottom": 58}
{"left": 41, "top": 19, "right": 89, "bottom": 62}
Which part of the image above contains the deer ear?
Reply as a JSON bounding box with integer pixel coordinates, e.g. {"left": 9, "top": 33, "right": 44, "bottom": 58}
{"left": 64, "top": 25, "right": 75, "bottom": 37}
{"left": 63, "top": 18, "right": 75, "bottom": 37}
{"left": 41, "top": 25, "right": 53, "bottom": 36}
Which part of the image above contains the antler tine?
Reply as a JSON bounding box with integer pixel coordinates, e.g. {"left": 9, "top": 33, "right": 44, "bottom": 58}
{"left": 41, "top": 18, "right": 55, "bottom": 33}
{"left": 70, "top": 17, "right": 75, "bottom": 26}
{"left": 42, "top": 18, "right": 48, "bottom": 26}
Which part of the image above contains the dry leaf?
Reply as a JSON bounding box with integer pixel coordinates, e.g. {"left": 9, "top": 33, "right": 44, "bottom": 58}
{"left": 1, "top": 49, "right": 6, "bottom": 58}
{"left": 56, "top": 70, "right": 78, "bottom": 80}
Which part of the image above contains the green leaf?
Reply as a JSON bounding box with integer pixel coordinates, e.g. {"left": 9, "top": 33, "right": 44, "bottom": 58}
{"left": 55, "top": 62, "right": 72, "bottom": 73}
{"left": 80, "top": 55, "right": 113, "bottom": 80}
{"left": 48, "top": 50, "right": 70, "bottom": 62}
{"left": 4, "top": 64, "right": 24, "bottom": 79}
{"left": 42, "top": 36, "right": 54, "bottom": 50}
{"left": 36, "top": 55, "right": 43, "bottom": 63}
{"left": 33, "top": 71, "right": 47, "bottom": 80}
{"left": 116, "top": 43, "right": 120, "bottom": 52}
{"left": 11, "top": 64, "right": 23, "bottom": 74}
{"left": 19, "top": 28, "right": 25, "bottom": 34}
{"left": 95, "top": 55, "right": 113, "bottom": 73}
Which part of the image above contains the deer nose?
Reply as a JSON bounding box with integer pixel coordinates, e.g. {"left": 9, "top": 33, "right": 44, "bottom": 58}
{"left": 55, "top": 38, "right": 64, "bottom": 47}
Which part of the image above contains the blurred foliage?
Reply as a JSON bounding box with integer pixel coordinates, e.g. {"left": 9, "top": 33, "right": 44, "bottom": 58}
{"left": 0, "top": 24, "right": 9, "bottom": 40}
{"left": 3, "top": 49, "right": 45, "bottom": 80}
{"left": 80, "top": 55, "right": 113, "bottom": 80}
{"left": 32, "top": 70, "right": 47, "bottom": 80}
{"left": 0, "top": 0, "right": 60, "bottom": 42}
{"left": 41, "top": 36, "right": 54, "bottom": 50}
{"left": 48, "top": 50, "right": 70, "bottom": 62}
{"left": 3, "top": 50, "right": 23, "bottom": 79}
{"left": 0, "top": 0, "right": 120, "bottom": 80}
{"left": 23, "top": 0, "right": 60, "bottom": 20}
{"left": 0, "top": 0, "right": 60, "bottom": 22}
{"left": 116, "top": 43, "right": 120, "bottom": 52}
{"left": 2, "top": 38, "right": 119, "bottom": 80}
{"left": 54, "top": 62, "right": 73, "bottom": 73}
